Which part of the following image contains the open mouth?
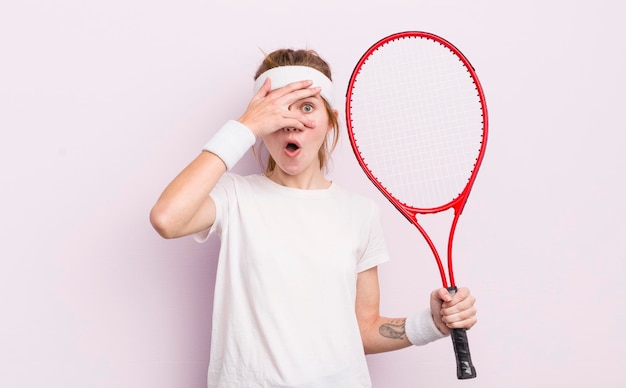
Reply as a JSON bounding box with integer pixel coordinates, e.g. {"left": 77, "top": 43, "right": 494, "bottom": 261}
{"left": 284, "top": 140, "right": 301, "bottom": 158}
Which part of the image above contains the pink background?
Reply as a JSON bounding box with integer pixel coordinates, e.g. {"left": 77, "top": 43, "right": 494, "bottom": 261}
{"left": 2, "top": 1, "right": 624, "bottom": 387}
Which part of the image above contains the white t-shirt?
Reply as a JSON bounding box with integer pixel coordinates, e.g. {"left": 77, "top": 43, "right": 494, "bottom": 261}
{"left": 196, "top": 173, "right": 390, "bottom": 388}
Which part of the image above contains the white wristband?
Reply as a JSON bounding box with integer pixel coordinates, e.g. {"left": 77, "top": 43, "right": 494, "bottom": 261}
{"left": 202, "top": 120, "right": 256, "bottom": 170}
{"left": 405, "top": 309, "right": 448, "bottom": 346}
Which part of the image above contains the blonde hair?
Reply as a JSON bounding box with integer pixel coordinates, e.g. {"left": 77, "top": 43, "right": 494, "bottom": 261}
{"left": 254, "top": 49, "right": 339, "bottom": 174}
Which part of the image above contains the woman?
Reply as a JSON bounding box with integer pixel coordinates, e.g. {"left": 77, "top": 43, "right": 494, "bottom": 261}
{"left": 150, "top": 49, "right": 477, "bottom": 387}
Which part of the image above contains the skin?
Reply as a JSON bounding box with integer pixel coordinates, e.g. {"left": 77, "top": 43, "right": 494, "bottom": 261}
{"left": 241, "top": 78, "right": 332, "bottom": 189}
{"left": 150, "top": 77, "right": 477, "bottom": 355}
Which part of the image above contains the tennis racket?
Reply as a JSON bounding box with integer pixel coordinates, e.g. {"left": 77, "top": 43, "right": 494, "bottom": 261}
{"left": 345, "top": 31, "right": 487, "bottom": 379}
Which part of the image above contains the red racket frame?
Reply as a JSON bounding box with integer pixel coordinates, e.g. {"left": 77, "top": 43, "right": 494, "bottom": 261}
{"left": 345, "top": 31, "right": 489, "bottom": 289}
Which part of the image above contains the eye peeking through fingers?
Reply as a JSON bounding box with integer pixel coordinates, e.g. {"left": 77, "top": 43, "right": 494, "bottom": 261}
{"left": 301, "top": 103, "right": 314, "bottom": 113}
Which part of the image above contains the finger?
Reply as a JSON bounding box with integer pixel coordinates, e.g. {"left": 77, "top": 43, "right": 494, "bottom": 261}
{"left": 441, "top": 300, "right": 477, "bottom": 330}
{"left": 442, "top": 311, "right": 478, "bottom": 330}
{"left": 442, "top": 301, "right": 476, "bottom": 319}
{"left": 272, "top": 83, "right": 322, "bottom": 105}
{"left": 454, "top": 287, "right": 471, "bottom": 300}
{"left": 270, "top": 79, "right": 315, "bottom": 97}
{"left": 442, "top": 293, "right": 476, "bottom": 314}
{"left": 287, "top": 85, "right": 322, "bottom": 101}
{"left": 279, "top": 115, "right": 317, "bottom": 130}
{"left": 443, "top": 287, "right": 472, "bottom": 307}
{"left": 432, "top": 287, "right": 453, "bottom": 303}
{"left": 253, "top": 77, "right": 272, "bottom": 98}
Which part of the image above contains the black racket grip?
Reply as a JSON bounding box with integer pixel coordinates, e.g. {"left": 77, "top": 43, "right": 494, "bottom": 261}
{"left": 447, "top": 286, "right": 477, "bottom": 379}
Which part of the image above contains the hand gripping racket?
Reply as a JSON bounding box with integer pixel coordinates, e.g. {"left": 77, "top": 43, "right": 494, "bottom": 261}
{"left": 345, "top": 31, "right": 488, "bottom": 379}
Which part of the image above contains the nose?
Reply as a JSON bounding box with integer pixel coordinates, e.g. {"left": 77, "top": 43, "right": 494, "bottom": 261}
{"left": 283, "top": 127, "right": 298, "bottom": 132}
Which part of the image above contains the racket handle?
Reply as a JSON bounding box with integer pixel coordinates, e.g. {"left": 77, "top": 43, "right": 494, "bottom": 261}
{"left": 447, "top": 286, "right": 477, "bottom": 379}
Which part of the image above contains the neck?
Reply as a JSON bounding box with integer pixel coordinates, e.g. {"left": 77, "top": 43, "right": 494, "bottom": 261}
{"left": 266, "top": 167, "right": 331, "bottom": 190}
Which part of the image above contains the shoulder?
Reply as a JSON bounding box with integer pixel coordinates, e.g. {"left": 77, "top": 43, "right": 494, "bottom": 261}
{"left": 332, "top": 183, "right": 376, "bottom": 204}
{"left": 215, "top": 173, "right": 266, "bottom": 190}
{"left": 330, "top": 184, "right": 382, "bottom": 218}
{"left": 210, "top": 173, "right": 267, "bottom": 205}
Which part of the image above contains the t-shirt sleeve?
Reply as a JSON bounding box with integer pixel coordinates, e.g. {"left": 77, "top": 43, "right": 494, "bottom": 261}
{"left": 193, "top": 173, "right": 234, "bottom": 243}
{"left": 356, "top": 202, "right": 390, "bottom": 272}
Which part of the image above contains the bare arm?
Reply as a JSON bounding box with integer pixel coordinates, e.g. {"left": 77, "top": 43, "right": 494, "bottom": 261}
{"left": 355, "top": 267, "right": 412, "bottom": 354}
{"left": 150, "top": 151, "right": 226, "bottom": 239}
{"left": 355, "top": 267, "right": 477, "bottom": 354}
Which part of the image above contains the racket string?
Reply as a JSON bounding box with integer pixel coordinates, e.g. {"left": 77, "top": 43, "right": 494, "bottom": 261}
{"left": 350, "top": 36, "right": 484, "bottom": 209}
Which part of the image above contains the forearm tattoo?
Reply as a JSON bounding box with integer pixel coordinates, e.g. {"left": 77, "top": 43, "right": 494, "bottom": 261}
{"left": 379, "top": 318, "right": 407, "bottom": 340}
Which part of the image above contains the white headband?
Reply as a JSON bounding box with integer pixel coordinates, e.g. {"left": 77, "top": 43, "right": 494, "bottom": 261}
{"left": 253, "top": 65, "right": 335, "bottom": 108}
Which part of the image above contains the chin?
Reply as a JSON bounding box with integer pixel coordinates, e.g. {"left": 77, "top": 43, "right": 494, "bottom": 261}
{"left": 277, "top": 165, "right": 303, "bottom": 176}
{"left": 272, "top": 152, "right": 318, "bottom": 176}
